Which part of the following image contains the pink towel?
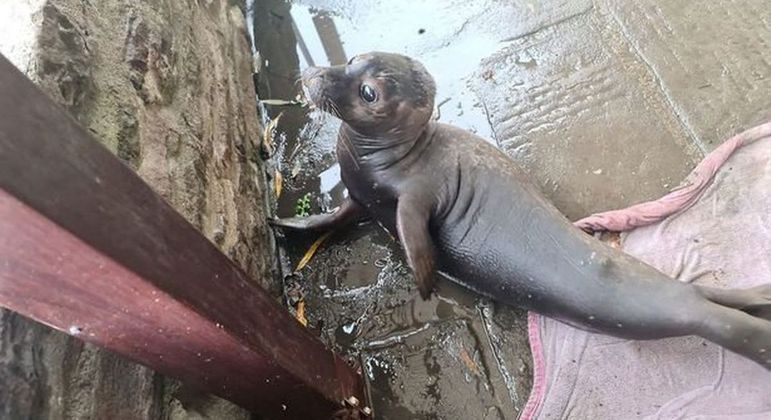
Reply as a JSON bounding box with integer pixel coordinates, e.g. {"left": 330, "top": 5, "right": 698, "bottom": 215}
{"left": 523, "top": 121, "right": 771, "bottom": 420}
{"left": 574, "top": 122, "right": 771, "bottom": 233}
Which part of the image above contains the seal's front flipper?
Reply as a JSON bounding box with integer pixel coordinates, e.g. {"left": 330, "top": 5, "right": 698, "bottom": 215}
{"left": 269, "top": 197, "right": 366, "bottom": 232}
{"left": 396, "top": 197, "right": 437, "bottom": 300}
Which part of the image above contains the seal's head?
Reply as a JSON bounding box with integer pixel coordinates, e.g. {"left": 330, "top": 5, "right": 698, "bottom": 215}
{"left": 301, "top": 52, "right": 436, "bottom": 138}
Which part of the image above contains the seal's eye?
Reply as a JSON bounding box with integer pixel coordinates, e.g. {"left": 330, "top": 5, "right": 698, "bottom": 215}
{"left": 360, "top": 84, "right": 377, "bottom": 103}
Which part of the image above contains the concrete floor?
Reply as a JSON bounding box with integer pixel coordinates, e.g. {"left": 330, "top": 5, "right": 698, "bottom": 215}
{"left": 252, "top": 0, "right": 771, "bottom": 418}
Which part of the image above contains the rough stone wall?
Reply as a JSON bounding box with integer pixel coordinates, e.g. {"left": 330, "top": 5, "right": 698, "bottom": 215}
{"left": 0, "top": 0, "right": 275, "bottom": 418}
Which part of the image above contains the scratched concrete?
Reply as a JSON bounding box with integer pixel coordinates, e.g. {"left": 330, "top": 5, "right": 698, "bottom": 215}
{"left": 252, "top": 0, "right": 771, "bottom": 418}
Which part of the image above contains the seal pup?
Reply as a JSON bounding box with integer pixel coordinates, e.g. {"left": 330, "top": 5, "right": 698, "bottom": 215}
{"left": 271, "top": 52, "right": 771, "bottom": 369}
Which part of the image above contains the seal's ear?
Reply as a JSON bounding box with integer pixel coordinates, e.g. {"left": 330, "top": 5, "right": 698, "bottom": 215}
{"left": 396, "top": 198, "right": 437, "bottom": 300}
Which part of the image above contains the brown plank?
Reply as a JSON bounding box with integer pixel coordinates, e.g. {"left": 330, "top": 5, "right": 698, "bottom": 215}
{"left": 0, "top": 53, "right": 366, "bottom": 418}
{"left": 312, "top": 11, "right": 348, "bottom": 65}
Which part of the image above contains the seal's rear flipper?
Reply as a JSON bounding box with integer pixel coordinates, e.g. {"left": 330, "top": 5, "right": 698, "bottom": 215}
{"left": 696, "top": 284, "right": 771, "bottom": 321}
{"left": 697, "top": 303, "right": 771, "bottom": 369}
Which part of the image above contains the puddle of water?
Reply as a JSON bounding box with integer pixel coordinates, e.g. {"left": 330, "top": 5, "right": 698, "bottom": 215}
{"left": 289, "top": 0, "right": 501, "bottom": 137}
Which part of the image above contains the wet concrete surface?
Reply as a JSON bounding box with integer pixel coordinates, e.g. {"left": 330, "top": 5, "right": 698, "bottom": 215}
{"left": 250, "top": 0, "right": 771, "bottom": 418}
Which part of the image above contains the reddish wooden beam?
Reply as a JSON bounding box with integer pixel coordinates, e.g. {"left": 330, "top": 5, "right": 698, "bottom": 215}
{"left": 0, "top": 53, "right": 366, "bottom": 418}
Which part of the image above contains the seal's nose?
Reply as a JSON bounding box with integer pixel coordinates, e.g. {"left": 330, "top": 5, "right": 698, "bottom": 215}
{"left": 299, "top": 66, "right": 328, "bottom": 107}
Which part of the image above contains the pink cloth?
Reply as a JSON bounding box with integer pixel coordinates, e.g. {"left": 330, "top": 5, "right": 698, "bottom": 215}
{"left": 574, "top": 122, "right": 771, "bottom": 232}
{"left": 523, "top": 122, "right": 771, "bottom": 420}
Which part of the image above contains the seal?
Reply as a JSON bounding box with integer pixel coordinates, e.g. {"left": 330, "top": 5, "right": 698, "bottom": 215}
{"left": 271, "top": 52, "right": 771, "bottom": 368}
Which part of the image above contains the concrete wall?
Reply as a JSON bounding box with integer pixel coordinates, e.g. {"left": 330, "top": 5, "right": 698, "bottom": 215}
{"left": 0, "top": 0, "right": 276, "bottom": 418}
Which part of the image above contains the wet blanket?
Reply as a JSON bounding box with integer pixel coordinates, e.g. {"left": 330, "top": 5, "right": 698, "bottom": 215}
{"left": 522, "top": 122, "right": 771, "bottom": 419}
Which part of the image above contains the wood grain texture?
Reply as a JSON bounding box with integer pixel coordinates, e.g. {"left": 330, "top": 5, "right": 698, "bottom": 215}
{"left": 0, "top": 53, "right": 365, "bottom": 418}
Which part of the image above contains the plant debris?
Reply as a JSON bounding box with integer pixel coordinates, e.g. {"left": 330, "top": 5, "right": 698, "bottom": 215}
{"left": 295, "top": 300, "right": 308, "bottom": 326}
{"left": 259, "top": 99, "right": 306, "bottom": 107}
{"left": 274, "top": 170, "right": 283, "bottom": 199}
{"left": 262, "top": 112, "right": 283, "bottom": 156}
{"left": 295, "top": 231, "right": 333, "bottom": 272}
{"left": 294, "top": 192, "right": 313, "bottom": 217}
{"left": 459, "top": 346, "right": 481, "bottom": 376}
{"left": 284, "top": 230, "right": 334, "bottom": 328}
